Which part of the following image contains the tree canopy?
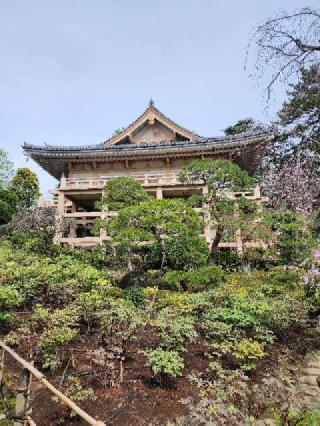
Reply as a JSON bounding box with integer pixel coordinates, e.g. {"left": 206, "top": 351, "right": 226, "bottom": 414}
{"left": 101, "top": 176, "right": 149, "bottom": 211}
{"left": 179, "top": 159, "right": 256, "bottom": 265}
{"left": 108, "top": 197, "right": 205, "bottom": 275}
{"left": 224, "top": 118, "right": 264, "bottom": 136}
{"left": 9, "top": 168, "right": 40, "bottom": 210}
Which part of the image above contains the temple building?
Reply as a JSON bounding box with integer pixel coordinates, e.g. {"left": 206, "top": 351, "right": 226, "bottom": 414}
{"left": 23, "top": 100, "right": 273, "bottom": 250}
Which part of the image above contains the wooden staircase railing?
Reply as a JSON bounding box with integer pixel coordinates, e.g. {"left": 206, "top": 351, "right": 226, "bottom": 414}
{"left": 0, "top": 341, "right": 105, "bottom": 426}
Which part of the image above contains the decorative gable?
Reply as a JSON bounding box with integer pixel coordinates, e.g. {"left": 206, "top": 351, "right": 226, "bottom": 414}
{"left": 105, "top": 99, "right": 200, "bottom": 145}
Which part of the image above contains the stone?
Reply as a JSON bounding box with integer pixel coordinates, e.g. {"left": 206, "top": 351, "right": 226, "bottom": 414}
{"left": 298, "top": 375, "right": 319, "bottom": 386}
{"left": 302, "top": 386, "right": 320, "bottom": 397}
{"left": 303, "top": 367, "right": 320, "bottom": 376}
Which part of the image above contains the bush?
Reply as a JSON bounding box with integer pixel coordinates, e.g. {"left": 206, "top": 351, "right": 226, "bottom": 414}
{"left": 31, "top": 304, "right": 50, "bottom": 332}
{"left": 146, "top": 235, "right": 209, "bottom": 271}
{"left": 124, "top": 286, "right": 145, "bottom": 307}
{"left": 142, "top": 348, "right": 184, "bottom": 384}
{"left": 0, "top": 285, "right": 22, "bottom": 327}
{"left": 0, "top": 241, "right": 109, "bottom": 306}
{"left": 160, "top": 266, "right": 225, "bottom": 292}
{"left": 216, "top": 249, "right": 242, "bottom": 272}
{"left": 231, "top": 338, "right": 265, "bottom": 371}
{"left": 38, "top": 306, "right": 79, "bottom": 370}
{"left": 74, "top": 291, "right": 103, "bottom": 333}
{"left": 152, "top": 308, "right": 197, "bottom": 351}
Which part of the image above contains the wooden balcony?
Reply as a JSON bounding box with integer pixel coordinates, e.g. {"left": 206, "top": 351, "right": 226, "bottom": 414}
{"left": 60, "top": 173, "right": 181, "bottom": 190}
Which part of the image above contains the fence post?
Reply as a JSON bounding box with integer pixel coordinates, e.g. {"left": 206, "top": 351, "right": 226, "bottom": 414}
{"left": 14, "top": 368, "right": 31, "bottom": 426}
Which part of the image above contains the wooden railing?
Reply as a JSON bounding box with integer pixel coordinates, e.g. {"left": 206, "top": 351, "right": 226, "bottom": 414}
{"left": 60, "top": 172, "right": 181, "bottom": 190}
{"left": 0, "top": 341, "right": 105, "bottom": 426}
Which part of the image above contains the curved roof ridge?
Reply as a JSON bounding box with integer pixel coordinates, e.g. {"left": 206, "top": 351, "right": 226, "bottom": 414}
{"left": 23, "top": 128, "right": 274, "bottom": 152}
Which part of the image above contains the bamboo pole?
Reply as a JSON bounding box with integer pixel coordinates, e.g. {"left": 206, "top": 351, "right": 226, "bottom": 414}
{"left": 0, "top": 341, "right": 105, "bottom": 426}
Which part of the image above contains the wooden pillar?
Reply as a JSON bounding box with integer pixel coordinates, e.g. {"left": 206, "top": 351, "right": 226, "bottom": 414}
{"left": 14, "top": 368, "right": 32, "bottom": 426}
{"left": 234, "top": 201, "right": 243, "bottom": 255}
{"left": 100, "top": 212, "right": 107, "bottom": 243}
{"left": 57, "top": 191, "right": 65, "bottom": 215}
{"left": 254, "top": 185, "right": 263, "bottom": 212}
{"left": 156, "top": 187, "right": 163, "bottom": 200}
{"left": 235, "top": 229, "right": 243, "bottom": 255}
{"left": 202, "top": 186, "right": 211, "bottom": 244}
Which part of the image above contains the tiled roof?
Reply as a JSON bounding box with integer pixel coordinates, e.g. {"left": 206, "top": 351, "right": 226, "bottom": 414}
{"left": 23, "top": 129, "right": 274, "bottom": 180}
{"left": 23, "top": 129, "right": 273, "bottom": 152}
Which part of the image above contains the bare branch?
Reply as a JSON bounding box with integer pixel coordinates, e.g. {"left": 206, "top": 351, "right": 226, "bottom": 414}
{"left": 246, "top": 7, "right": 320, "bottom": 101}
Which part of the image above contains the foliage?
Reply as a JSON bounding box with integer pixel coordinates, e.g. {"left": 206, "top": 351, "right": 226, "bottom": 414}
{"left": 180, "top": 370, "right": 253, "bottom": 425}
{"left": 30, "top": 304, "right": 50, "bottom": 332}
{"left": 265, "top": 211, "right": 316, "bottom": 267}
{"left": 180, "top": 368, "right": 306, "bottom": 425}
{"left": 74, "top": 291, "right": 103, "bottom": 333}
{"left": 123, "top": 286, "right": 145, "bottom": 307}
{"left": 38, "top": 306, "right": 79, "bottom": 370}
{"left": 0, "top": 285, "right": 21, "bottom": 327}
{"left": 100, "top": 298, "right": 144, "bottom": 354}
{"left": 101, "top": 176, "right": 149, "bottom": 211}
{"left": 108, "top": 198, "right": 203, "bottom": 275}
{"left": 0, "top": 149, "right": 14, "bottom": 189}
{"left": 9, "top": 168, "right": 40, "bottom": 210}
{"left": 0, "top": 241, "right": 109, "bottom": 306}
{"left": 142, "top": 348, "right": 184, "bottom": 382}
{"left": 0, "top": 188, "right": 17, "bottom": 225}
{"left": 224, "top": 118, "right": 265, "bottom": 136}
{"left": 152, "top": 308, "right": 197, "bottom": 351}
{"left": 231, "top": 338, "right": 265, "bottom": 371}
{"left": 0, "top": 206, "right": 60, "bottom": 253}
{"left": 146, "top": 235, "right": 209, "bottom": 271}
{"left": 179, "top": 159, "right": 256, "bottom": 265}
{"left": 160, "top": 266, "right": 224, "bottom": 292}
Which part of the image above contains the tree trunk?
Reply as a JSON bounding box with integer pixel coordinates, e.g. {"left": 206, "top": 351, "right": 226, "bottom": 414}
{"left": 209, "top": 224, "right": 224, "bottom": 266}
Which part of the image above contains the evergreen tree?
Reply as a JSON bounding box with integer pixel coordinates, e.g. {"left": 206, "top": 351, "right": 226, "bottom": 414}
{"left": 9, "top": 168, "right": 40, "bottom": 210}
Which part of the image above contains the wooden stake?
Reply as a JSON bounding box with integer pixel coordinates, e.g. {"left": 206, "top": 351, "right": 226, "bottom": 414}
{"left": 14, "top": 368, "right": 31, "bottom": 426}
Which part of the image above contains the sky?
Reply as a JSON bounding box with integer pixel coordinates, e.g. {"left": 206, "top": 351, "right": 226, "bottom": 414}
{"left": 0, "top": 0, "right": 317, "bottom": 196}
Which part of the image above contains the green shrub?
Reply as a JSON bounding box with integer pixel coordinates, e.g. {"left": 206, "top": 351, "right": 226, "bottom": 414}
{"left": 124, "top": 286, "right": 145, "bottom": 307}
{"left": 152, "top": 308, "right": 197, "bottom": 351}
{"left": 38, "top": 306, "right": 79, "bottom": 370}
{"left": 185, "top": 266, "right": 225, "bottom": 292}
{"left": 159, "top": 270, "right": 185, "bottom": 291}
{"left": 0, "top": 242, "right": 109, "bottom": 306}
{"left": 231, "top": 338, "right": 265, "bottom": 371}
{"left": 216, "top": 249, "right": 242, "bottom": 272}
{"left": 39, "top": 326, "right": 77, "bottom": 370}
{"left": 146, "top": 235, "right": 209, "bottom": 271}
{"left": 0, "top": 285, "right": 22, "bottom": 327}
{"left": 142, "top": 348, "right": 184, "bottom": 383}
{"left": 31, "top": 304, "right": 50, "bottom": 331}
{"left": 74, "top": 291, "right": 103, "bottom": 333}
{"left": 160, "top": 266, "right": 224, "bottom": 292}
{"left": 99, "top": 298, "right": 145, "bottom": 352}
